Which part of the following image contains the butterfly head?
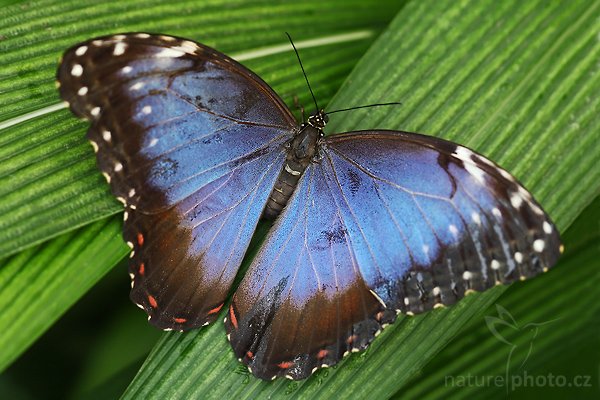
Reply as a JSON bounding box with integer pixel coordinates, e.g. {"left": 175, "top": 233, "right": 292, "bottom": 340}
{"left": 292, "top": 110, "right": 327, "bottom": 161}
{"left": 307, "top": 109, "right": 328, "bottom": 130}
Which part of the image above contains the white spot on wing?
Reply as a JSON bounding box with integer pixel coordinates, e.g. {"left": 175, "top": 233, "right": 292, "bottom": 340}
{"left": 71, "top": 64, "right": 83, "bottom": 76}
{"left": 432, "top": 286, "right": 441, "bottom": 296}
{"left": 180, "top": 40, "right": 199, "bottom": 51}
{"left": 77, "top": 86, "right": 88, "bottom": 96}
{"left": 462, "top": 271, "right": 472, "bottom": 280}
{"left": 514, "top": 252, "right": 523, "bottom": 263}
{"left": 113, "top": 42, "right": 127, "bottom": 55}
{"left": 492, "top": 207, "right": 502, "bottom": 218}
{"left": 148, "top": 138, "right": 158, "bottom": 147}
{"left": 533, "top": 239, "right": 545, "bottom": 252}
{"left": 471, "top": 212, "right": 481, "bottom": 225}
{"left": 102, "top": 130, "right": 111, "bottom": 141}
{"left": 518, "top": 186, "right": 532, "bottom": 200}
{"left": 510, "top": 192, "right": 523, "bottom": 208}
{"left": 135, "top": 33, "right": 150, "bottom": 39}
{"left": 454, "top": 146, "right": 474, "bottom": 163}
{"left": 142, "top": 105, "right": 152, "bottom": 114}
{"left": 75, "top": 46, "right": 88, "bottom": 56}
{"left": 130, "top": 81, "right": 144, "bottom": 91}
{"left": 466, "top": 163, "right": 486, "bottom": 183}
{"left": 128, "top": 188, "right": 136, "bottom": 197}
{"left": 122, "top": 65, "right": 132, "bottom": 74}
{"left": 491, "top": 259, "right": 500, "bottom": 270}
{"left": 114, "top": 162, "right": 123, "bottom": 172}
{"left": 499, "top": 169, "right": 514, "bottom": 181}
{"left": 90, "top": 141, "right": 98, "bottom": 153}
{"left": 530, "top": 202, "right": 545, "bottom": 216}
{"left": 449, "top": 224, "right": 459, "bottom": 237}
{"left": 90, "top": 106, "right": 101, "bottom": 117}
{"left": 154, "top": 48, "right": 186, "bottom": 58}
{"left": 543, "top": 221, "right": 553, "bottom": 234}
{"left": 455, "top": 148, "right": 487, "bottom": 183}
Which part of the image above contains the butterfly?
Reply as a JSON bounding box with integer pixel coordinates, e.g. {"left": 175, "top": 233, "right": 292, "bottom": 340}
{"left": 56, "top": 33, "right": 562, "bottom": 380}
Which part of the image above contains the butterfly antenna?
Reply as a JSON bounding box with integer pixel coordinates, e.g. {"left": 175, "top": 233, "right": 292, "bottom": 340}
{"left": 286, "top": 32, "right": 320, "bottom": 112}
{"left": 327, "top": 102, "right": 402, "bottom": 115}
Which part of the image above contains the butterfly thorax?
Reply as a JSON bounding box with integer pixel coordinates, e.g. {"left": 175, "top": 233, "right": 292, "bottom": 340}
{"left": 262, "top": 110, "right": 326, "bottom": 219}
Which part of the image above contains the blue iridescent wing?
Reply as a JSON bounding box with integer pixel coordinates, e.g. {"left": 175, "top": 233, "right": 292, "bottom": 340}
{"left": 226, "top": 130, "right": 561, "bottom": 380}
{"left": 57, "top": 33, "right": 295, "bottom": 330}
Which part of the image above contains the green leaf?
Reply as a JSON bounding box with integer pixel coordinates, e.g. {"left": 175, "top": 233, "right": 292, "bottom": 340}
{"left": 123, "top": 1, "right": 600, "bottom": 398}
{"left": 0, "top": 216, "right": 128, "bottom": 372}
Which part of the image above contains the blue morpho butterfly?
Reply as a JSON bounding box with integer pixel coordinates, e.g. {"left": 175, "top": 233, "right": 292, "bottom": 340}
{"left": 57, "top": 33, "right": 562, "bottom": 380}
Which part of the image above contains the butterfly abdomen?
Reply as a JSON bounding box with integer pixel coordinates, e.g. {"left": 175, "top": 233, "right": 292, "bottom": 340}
{"left": 263, "top": 124, "right": 321, "bottom": 219}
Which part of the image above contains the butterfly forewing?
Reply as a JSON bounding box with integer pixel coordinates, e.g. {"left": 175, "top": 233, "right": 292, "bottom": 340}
{"left": 57, "top": 33, "right": 296, "bottom": 329}
{"left": 226, "top": 130, "right": 561, "bottom": 379}
{"left": 324, "top": 131, "right": 561, "bottom": 311}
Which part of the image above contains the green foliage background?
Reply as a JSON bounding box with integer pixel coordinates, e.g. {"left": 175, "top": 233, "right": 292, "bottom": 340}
{"left": 0, "top": 0, "right": 598, "bottom": 399}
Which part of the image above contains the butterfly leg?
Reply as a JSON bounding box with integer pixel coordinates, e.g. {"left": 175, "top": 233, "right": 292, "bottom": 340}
{"left": 293, "top": 95, "right": 306, "bottom": 123}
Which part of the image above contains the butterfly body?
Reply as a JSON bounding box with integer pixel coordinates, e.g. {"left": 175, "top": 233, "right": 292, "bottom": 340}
{"left": 57, "top": 33, "right": 562, "bottom": 380}
{"left": 263, "top": 111, "right": 325, "bottom": 219}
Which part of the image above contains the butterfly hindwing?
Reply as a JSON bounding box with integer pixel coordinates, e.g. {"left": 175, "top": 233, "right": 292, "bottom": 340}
{"left": 227, "top": 165, "right": 392, "bottom": 380}
{"left": 226, "top": 130, "right": 561, "bottom": 379}
{"left": 57, "top": 33, "right": 296, "bottom": 329}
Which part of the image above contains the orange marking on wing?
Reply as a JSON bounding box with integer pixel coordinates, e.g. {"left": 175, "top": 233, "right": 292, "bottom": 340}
{"left": 375, "top": 311, "right": 384, "bottom": 321}
{"left": 277, "top": 361, "right": 295, "bottom": 369}
{"left": 346, "top": 334, "right": 357, "bottom": 345}
{"left": 207, "top": 303, "right": 224, "bottom": 315}
{"left": 137, "top": 232, "right": 144, "bottom": 246}
{"left": 148, "top": 295, "right": 158, "bottom": 308}
{"left": 246, "top": 351, "right": 254, "bottom": 359}
{"left": 138, "top": 263, "right": 145, "bottom": 275}
{"left": 317, "top": 349, "right": 328, "bottom": 359}
{"left": 174, "top": 317, "right": 187, "bottom": 323}
{"left": 229, "top": 304, "right": 238, "bottom": 329}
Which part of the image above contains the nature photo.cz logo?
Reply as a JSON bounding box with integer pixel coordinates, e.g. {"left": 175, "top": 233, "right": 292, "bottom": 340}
{"left": 444, "top": 304, "right": 593, "bottom": 392}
